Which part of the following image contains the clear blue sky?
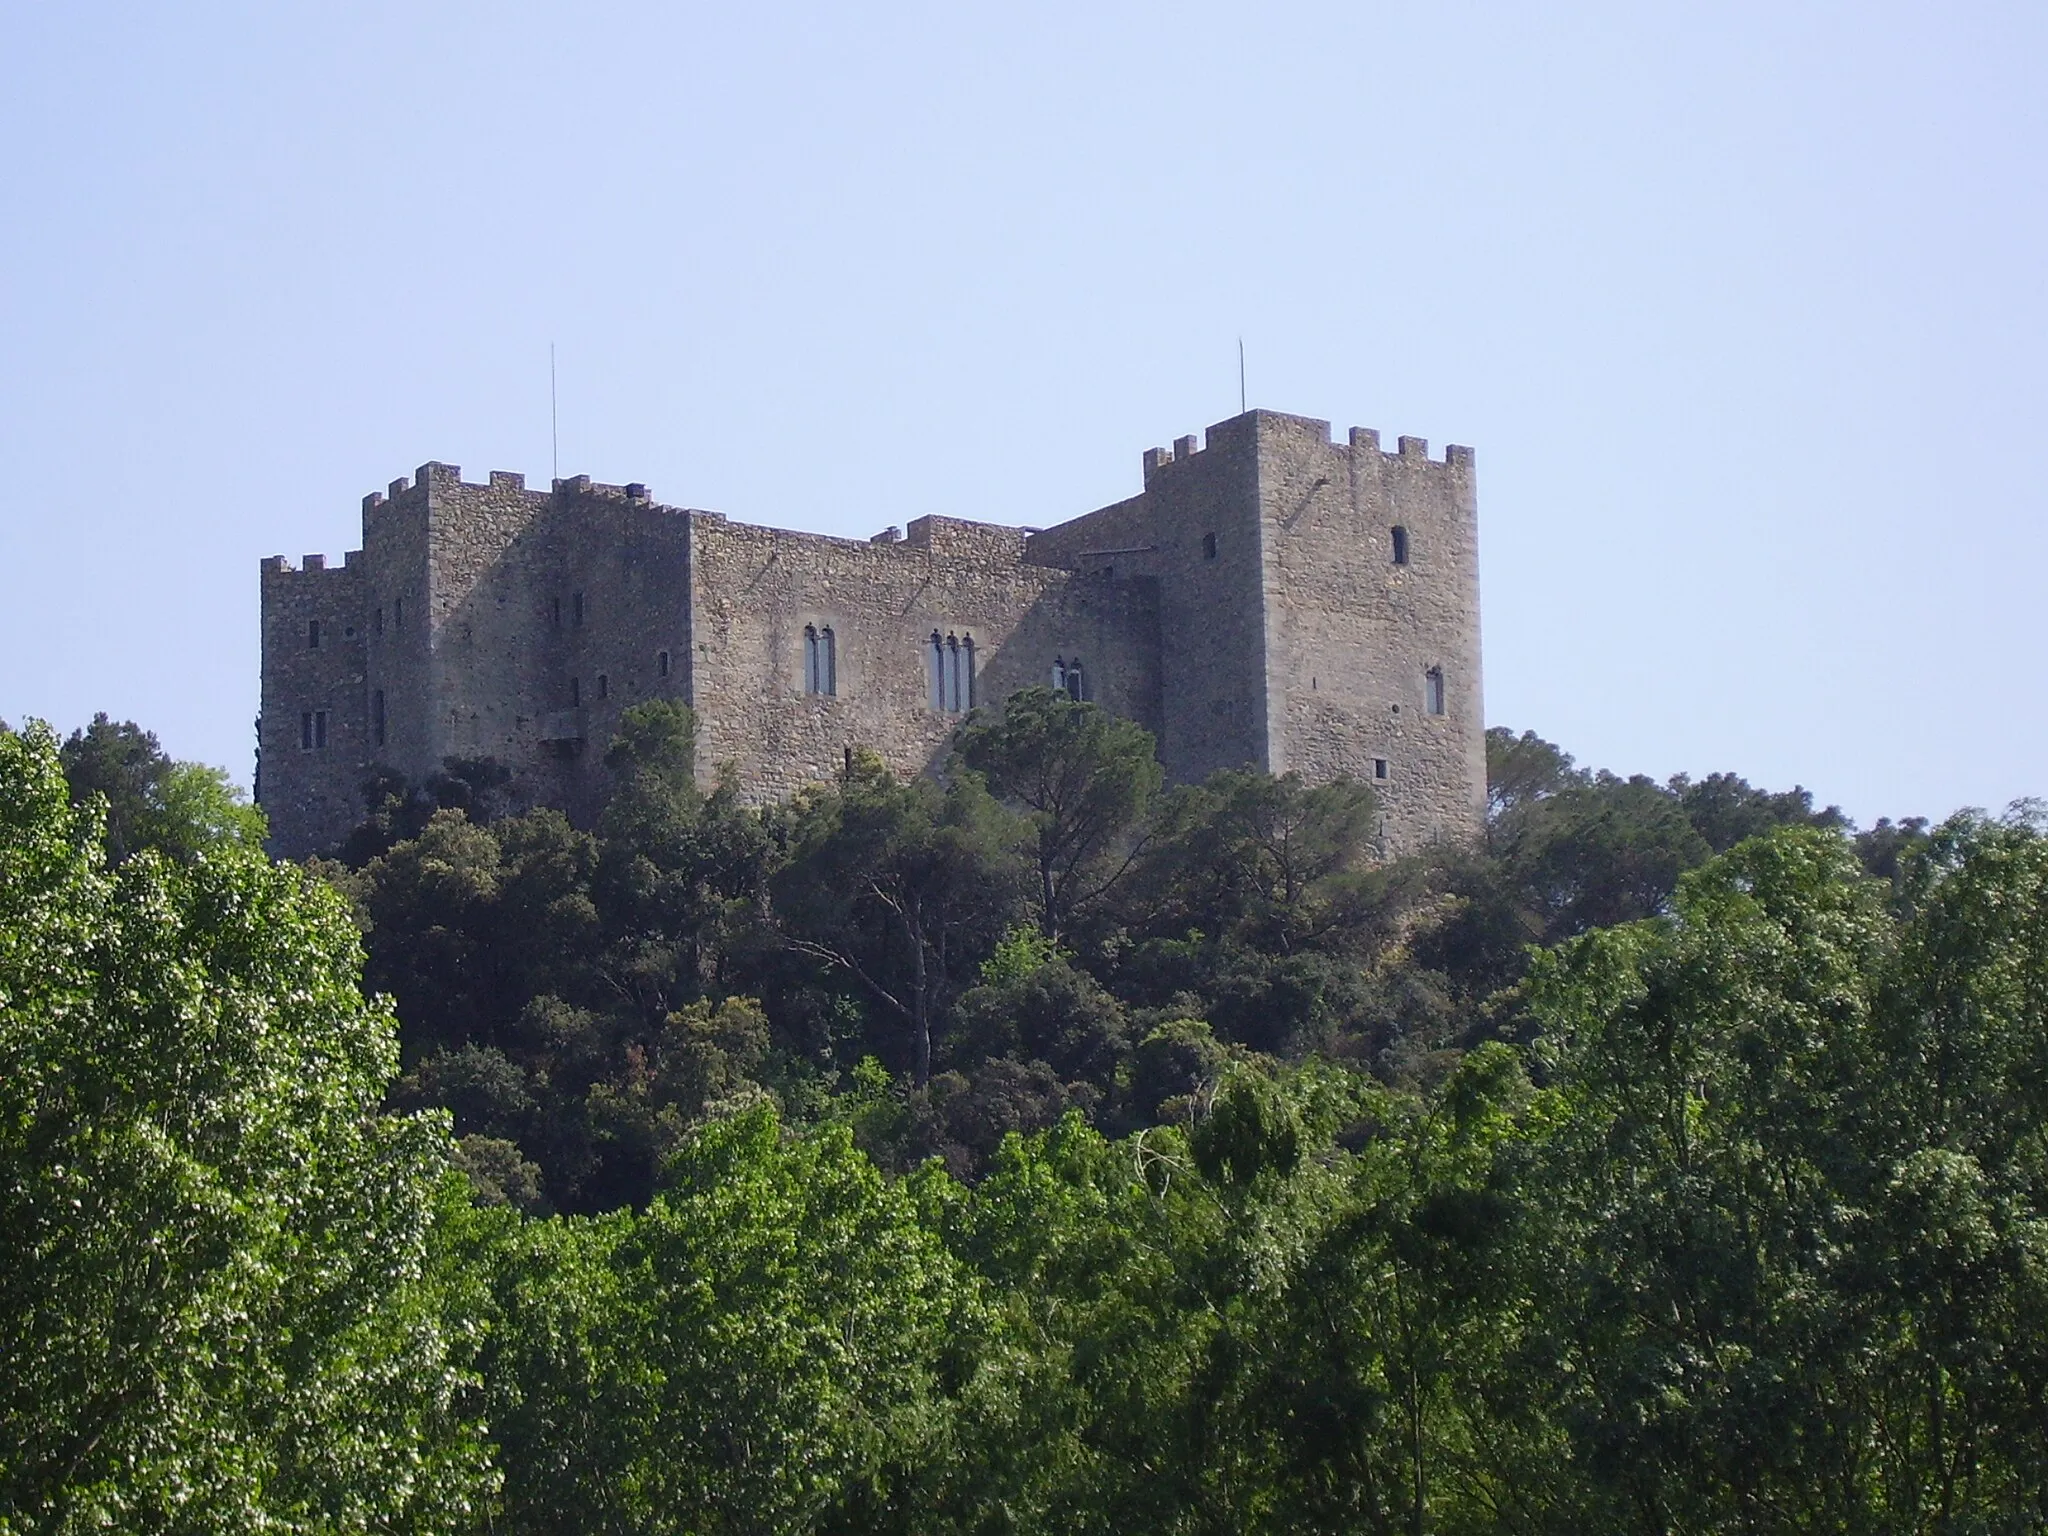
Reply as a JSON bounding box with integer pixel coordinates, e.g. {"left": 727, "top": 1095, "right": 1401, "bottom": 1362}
{"left": 3, "top": 2, "right": 2041, "bottom": 826}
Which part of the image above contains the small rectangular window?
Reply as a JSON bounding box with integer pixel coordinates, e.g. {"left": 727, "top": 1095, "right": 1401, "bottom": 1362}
{"left": 658, "top": 649, "right": 671, "bottom": 677}
{"left": 597, "top": 673, "right": 609, "bottom": 700}
{"left": 1425, "top": 667, "right": 1445, "bottom": 716}
{"left": 1392, "top": 526, "right": 1410, "bottom": 566}
{"left": 1202, "top": 532, "right": 1217, "bottom": 560}
{"left": 307, "top": 619, "right": 321, "bottom": 649}
{"left": 1373, "top": 758, "right": 1388, "bottom": 780}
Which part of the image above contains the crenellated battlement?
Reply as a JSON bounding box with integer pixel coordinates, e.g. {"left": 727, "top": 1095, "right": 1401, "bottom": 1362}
{"left": 1144, "top": 412, "right": 1472, "bottom": 486}
{"left": 260, "top": 550, "right": 363, "bottom": 578}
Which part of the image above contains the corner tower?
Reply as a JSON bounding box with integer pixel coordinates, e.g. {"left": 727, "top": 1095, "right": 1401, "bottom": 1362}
{"left": 1026, "top": 409, "right": 1484, "bottom": 850}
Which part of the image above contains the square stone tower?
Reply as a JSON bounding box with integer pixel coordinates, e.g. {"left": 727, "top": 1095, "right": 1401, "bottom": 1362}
{"left": 1025, "top": 410, "right": 1485, "bottom": 848}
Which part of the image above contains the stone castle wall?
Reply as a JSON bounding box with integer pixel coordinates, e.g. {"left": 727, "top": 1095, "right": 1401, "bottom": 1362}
{"left": 1251, "top": 414, "right": 1486, "bottom": 850}
{"left": 259, "top": 410, "right": 1484, "bottom": 859}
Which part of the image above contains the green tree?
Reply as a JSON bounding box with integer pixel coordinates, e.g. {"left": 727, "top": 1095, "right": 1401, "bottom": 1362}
{"left": 771, "top": 751, "right": 1024, "bottom": 1085}
{"left": 471, "top": 1108, "right": 974, "bottom": 1535}
{"left": 954, "top": 686, "right": 1162, "bottom": 943}
{"left": 58, "top": 713, "right": 266, "bottom": 864}
{"left": 0, "top": 722, "right": 489, "bottom": 1532}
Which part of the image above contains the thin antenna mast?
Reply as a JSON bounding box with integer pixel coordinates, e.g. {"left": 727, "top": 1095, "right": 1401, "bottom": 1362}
{"left": 1238, "top": 338, "right": 1246, "bottom": 414}
{"left": 550, "top": 343, "right": 559, "bottom": 480}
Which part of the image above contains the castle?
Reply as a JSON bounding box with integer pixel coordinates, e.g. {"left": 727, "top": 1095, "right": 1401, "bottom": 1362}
{"left": 258, "top": 408, "right": 1485, "bottom": 860}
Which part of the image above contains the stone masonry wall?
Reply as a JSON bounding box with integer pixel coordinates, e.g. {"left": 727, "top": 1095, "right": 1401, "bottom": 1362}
{"left": 687, "top": 512, "right": 1160, "bottom": 801}
{"left": 258, "top": 552, "right": 367, "bottom": 856}
{"left": 1252, "top": 413, "right": 1485, "bottom": 851}
{"left": 1024, "top": 417, "right": 1270, "bottom": 784}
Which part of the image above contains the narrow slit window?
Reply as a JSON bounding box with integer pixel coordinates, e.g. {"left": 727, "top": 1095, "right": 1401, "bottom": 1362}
{"left": 569, "top": 676, "right": 580, "bottom": 707}
{"left": 658, "top": 649, "right": 671, "bottom": 677}
{"left": 307, "top": 619, "right": 321, "bottom": 649}
{"left": 928, "top": 632, "right": 945, "bottom": 709}
{"left": 1202, "top": 532, "right": 1217, "bottom": 560}
{"left": 376, "top": 605, "right": 385, "bottom": 636}
{"left": 960, "top": 634, "right": 973, "bottom": 708}
{"left": 551, "top": 596, "right": 562, "bottom": 626}
{"left": 944, "top": 635, "right": 962, "bottom": 712}
{"left": 572, "top": 592, "right": 585, "bottom": 626}
{"left": 313, "top": 710, "right": 328, "bottom": 749}
{"left": 597, "top": 673, "right": 609, "bottom": 700}
{"left": 300, "top": 711, "right": 314, "bottom": 750}
{"left": 1391, "top": 526, "right": 1410, "bottom": 566}
{"left": 821, "top": 627, "right": 837, "bottom": 696}
{"left": 803, "top": 625, "right": 821, "bottom": 695}
{"left": 373, "top": 689, "right": 387, "bottom": 748}
{"left": 394, "top": 598, "right": 403, "bottom": 628}
{"left": 1425, "top": 667, "right": 1445, "bottom": 716}
{"left": 1065, "top": 658, "right": 1085, "bottom": 702}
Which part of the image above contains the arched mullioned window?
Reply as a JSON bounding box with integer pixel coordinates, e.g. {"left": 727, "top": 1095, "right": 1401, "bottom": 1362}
{"left": 931, "top": 631, "right": 974, "bottom": 712}
{"left": 1391, "top": 526, "right": 1410, "bottom": 566}
{"left": 804, "top": 625, "right": 839, "bottom": 697}
{"left": 1065, "top": 658, "right": 1085, "bottom": 702}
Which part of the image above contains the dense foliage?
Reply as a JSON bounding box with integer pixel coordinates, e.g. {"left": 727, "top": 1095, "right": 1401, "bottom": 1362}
{"left": 12, "top": 698, "right": 2048, "bottom": 1533}
{"left": 320, "top": 695, "right": 1893, "bottom": 1212}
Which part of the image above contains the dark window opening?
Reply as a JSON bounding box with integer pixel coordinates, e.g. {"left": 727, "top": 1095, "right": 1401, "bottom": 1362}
{"left": 373, "top": 690, "right": 387, "bottom": 748}
{"left": 307, "top": 619, "right": 321, "bottom": 649}
{"left": 300, "top": 711, "right": 313, "bottom": 750}
{"left": 1425, "top": 667, "right": 1445, "bottom": 716}
{"left": 804, "top": 624, "right": 837, "bottom": 696}
{"left": 551, "top": 596, "right": 562, "bottom": 626}
{"left": 658, "top": 649, "right": 671, "bottom": 677}
{"left": 1374, "top": 758, "right": 1388, "bottom": 780}
{"left": 344, "top": 625, "right": 355, "bottom": 639}
{"left": 569, "top": 676, "right": 581, "bottom": 707}
{"left": 375, "top": 606, "right": 385, "bottom": 636}
{"left": 1202, "top": 531, "right": 1217, "bottom": 560}
{"left": 572, "top": 591, "right": 584, "bottom": 626}
{"left": 1392, "top": 526, "right": 1410, "bottom": 566}
{"left": 301, "top": 709, "right": 328, "bottom": 750}
{"left": 597, "top": 673, "right": 609, "bottom": 700}
{"left": 1064, "top": 658, "right": 1085, "bottom": 702}
{"left": 931, "top": 631, "right": 975, "bottom": 711}
{"left": 394, "top": 597, "right": 404, "bottom": 629}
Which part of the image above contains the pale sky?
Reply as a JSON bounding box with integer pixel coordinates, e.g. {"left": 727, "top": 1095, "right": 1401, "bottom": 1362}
{"left": 2, "top": 2, "right": 2041, "bottom": 827}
